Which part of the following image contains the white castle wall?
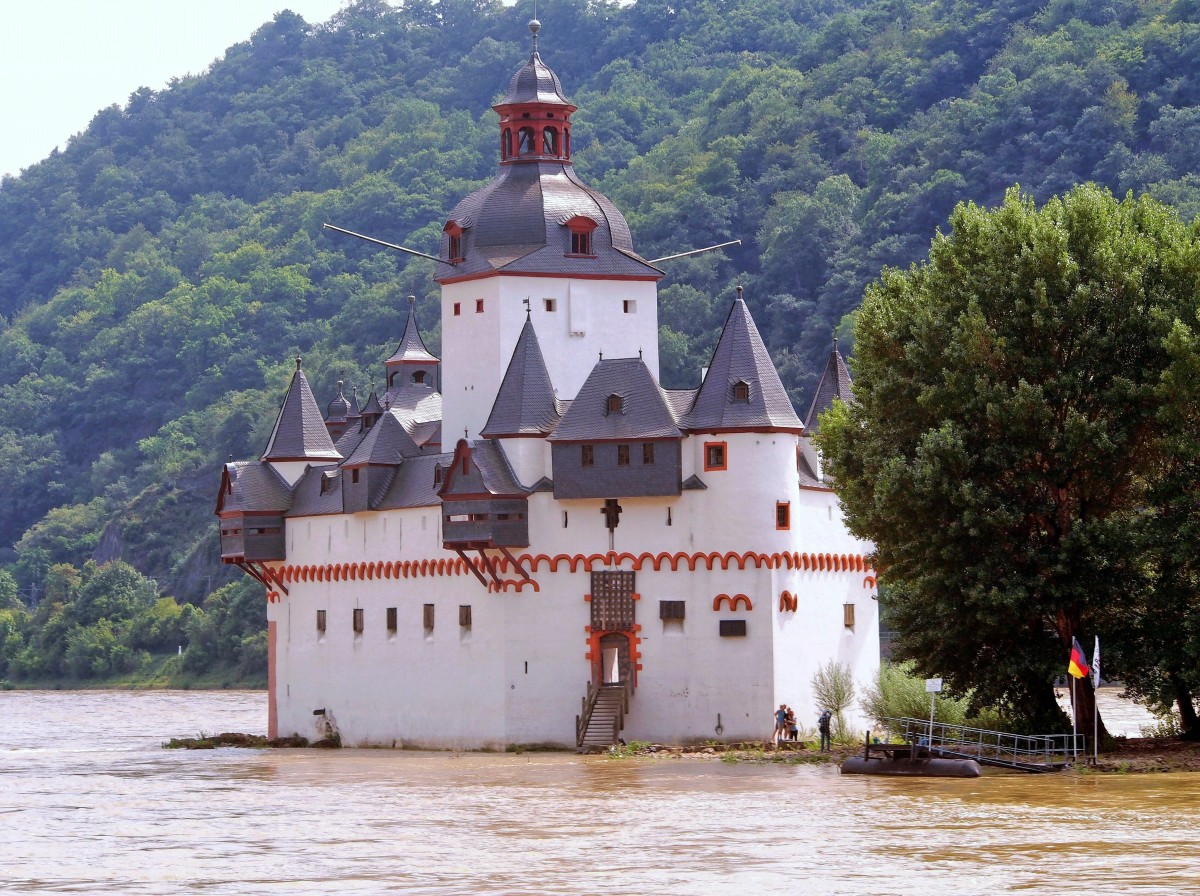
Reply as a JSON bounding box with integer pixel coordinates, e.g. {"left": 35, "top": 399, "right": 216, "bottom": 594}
{"left": 266, "top": 433, "right": 877, "bottom": 747}
{"left": 440, "top": 276, "right": 660, "bottom": 441}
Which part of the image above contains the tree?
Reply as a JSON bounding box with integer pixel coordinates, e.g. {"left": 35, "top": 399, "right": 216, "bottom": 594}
{"left": 811, "top": 659, "right": 856, "bottom": 741}
{"left": 817, "top": 184, "right": 1200, "bottom": 742}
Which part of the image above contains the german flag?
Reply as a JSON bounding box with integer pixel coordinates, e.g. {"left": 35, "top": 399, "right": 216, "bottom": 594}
{"left": 1068, "top": 636, "right": 1090, "bottom": 679}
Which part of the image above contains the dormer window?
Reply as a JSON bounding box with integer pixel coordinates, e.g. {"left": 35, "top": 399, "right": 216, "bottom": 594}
{"left": 444, "top": 221, "right": 463, "bottom": 264}
{"left": 732, "top": 381, "right": 750, "bottom": 402}
{"left": 606, "top": 394, "right": 623, "bottom": 415}
{"left": 566, "top": 216, "right": 597, "bottom": 257}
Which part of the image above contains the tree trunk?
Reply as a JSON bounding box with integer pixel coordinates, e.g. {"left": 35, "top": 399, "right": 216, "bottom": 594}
{"left": 1174, "top": 676, "right": 1200, "bottom": 741}
{"left": 1067, "top": 672, "right": 1111, "bottom": 754}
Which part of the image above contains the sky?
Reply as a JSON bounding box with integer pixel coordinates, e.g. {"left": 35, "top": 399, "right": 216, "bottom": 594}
{"left": 0, "top": 0, "right": 350, "bottom": 179}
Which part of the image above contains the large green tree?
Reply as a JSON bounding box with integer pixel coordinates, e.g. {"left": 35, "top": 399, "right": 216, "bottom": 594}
{"left": 817, "top": 184, "right": 1200, "bottom": 741}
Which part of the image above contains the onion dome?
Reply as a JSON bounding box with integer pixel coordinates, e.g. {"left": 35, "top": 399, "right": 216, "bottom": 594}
{"left": 326, "top": 380, "right": 350, "bottom": 422}
{"left": 435, "top": 22, "right": 660, "bottom": 284}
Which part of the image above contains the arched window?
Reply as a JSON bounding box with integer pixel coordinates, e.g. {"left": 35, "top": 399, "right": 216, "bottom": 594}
{"left": 502, "top": 128, "right": 513, "bottom": 160}
{"left": 543, "top": 127, "right": 558, "bottom": 156}
{"left": 518, "top": 126, "right": 535, "bottom": 155}
{"left": 564, "top": 129, "right": 571, "bottom": 159}
{"left": 565, "top": 216, "right": 598, "bottom": 256}
{"left": 412, "top": 371, "right": 426, "bottom": 385}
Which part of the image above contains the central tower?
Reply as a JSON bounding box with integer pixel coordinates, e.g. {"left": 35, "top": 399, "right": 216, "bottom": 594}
{"left": 435, "top": 21, "right": 664, "bottom": 442}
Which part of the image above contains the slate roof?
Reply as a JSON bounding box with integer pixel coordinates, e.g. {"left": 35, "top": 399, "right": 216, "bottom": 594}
{"left": 804, "top": 339, "right": 854, "bottom": 433}
{"left": 287, "top": 464, "right": 344, "bottom": 517}
{"left": 466, "top": 439, "right": 528, "bottom": 496}
{"left": 341, "top": 410, "right": 421, "bottom": 467}
{"left": 497, "top": 50, "right": 574, "bottom": 108}
{"left": 218, "top": 461, "right": 293, "bottom": 514}
{"left": 482, "top": 316, "right": 562, "bottom": 437}
{"left": 325, "top": 382, "right": 350, "bottom": 422}
{"left": 261, "top": 360, "right": 343, "bottom": 462}
{"left": 436, "top": 163, "right": 662, "bottom": 282}
{"left": 681, "top": 294, "right": 803, "bottom": 433}
{"left": 377, "top": 454, "right": 446, "bottom": 510}
{"left": 797, "top": 451, "right": 827, "bottom": 489}
{"left": 386, "top": 300, "right": 439, "bottom": 366}
{"left": 548, "top": 357, "right": 682, "bottom": 442}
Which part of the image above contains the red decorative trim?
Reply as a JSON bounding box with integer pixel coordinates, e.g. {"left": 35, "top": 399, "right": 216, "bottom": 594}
{"left": 270, "top": 550, "right": 873, "bottom": 590}
{"left": 712, "top": 593, "right": 753, "bottom": 612}
{"left": 779, "top": 590, "right": 798, "bottom": 612}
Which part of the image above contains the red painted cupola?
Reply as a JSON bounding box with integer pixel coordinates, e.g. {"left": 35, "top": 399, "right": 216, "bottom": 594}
{"left": 494, "top": 19, "right": 576, "bottom": 165}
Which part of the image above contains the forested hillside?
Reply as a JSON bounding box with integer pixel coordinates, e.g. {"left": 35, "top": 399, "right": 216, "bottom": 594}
{"left": 2, "top": 0, "right": 1199, "bottom": 680}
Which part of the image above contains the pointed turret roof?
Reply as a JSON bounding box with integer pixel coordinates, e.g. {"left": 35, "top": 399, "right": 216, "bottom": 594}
{"left": 481, "top": 315, "right": 561, "bottom": 437}
{"left": 804, "top": 338, "right": 853, "bottom": 433}
{"left": 682, "top": 290, "right": 803, "bottom": 433}
{"left": 261, "top": 358, "right": 343, "bottom": 462}
{"left": 386, "top": 297, "right": 439, "bottom": 367}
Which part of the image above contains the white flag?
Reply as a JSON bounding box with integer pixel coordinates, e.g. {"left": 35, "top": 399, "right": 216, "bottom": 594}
{"left": 1092, "top": 636, "right": 1101, "bottom": 688}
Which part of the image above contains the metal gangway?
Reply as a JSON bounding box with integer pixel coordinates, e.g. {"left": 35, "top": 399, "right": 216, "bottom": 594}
{"left": 885, "top": 717, "right": 1084, "bottom": 772}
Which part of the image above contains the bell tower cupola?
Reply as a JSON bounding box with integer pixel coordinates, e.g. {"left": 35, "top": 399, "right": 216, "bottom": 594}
{"left": 494, "top": 19, "right": 576, "bottom": 165}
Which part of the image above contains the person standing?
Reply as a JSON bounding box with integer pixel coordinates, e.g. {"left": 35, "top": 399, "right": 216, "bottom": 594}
{"left": 818, "top": 708, "right": 832, "bottom": 752}
{"left": 773, "top": 704, "right": 788, "bottom": 745}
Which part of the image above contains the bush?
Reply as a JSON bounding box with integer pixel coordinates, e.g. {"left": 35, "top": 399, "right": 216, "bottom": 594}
{"left": 860, "top": 661, "right": 1010, "bottom": 733}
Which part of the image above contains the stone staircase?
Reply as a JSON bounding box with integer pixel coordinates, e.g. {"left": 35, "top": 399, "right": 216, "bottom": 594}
{"left": 576, "top": 681, "right": 631, "bottom": 751}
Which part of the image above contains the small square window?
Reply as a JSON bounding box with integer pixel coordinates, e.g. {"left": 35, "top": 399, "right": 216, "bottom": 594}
{"left": 732, "top": 381, "right": 750, "bottom": 402}
{"left": 776, "top": 501, "right": 791, "bottom": 530}
{"left": 623, "top": 299, "right": 637, "bottom": 314}
{"left": 704, "top": 442, "right": 727, "bottom": 472}
{"left": 606, "top": 394, "right": 623, "bottom": 415}
{"left": 659, "top": 600, "right": 685, "bottom": 620}
{"left": 844, "top": 603, "right": 856, "bottom": 629}
{"left": 423, "top": 603, "right": 435, "bottom": 631}
{"left": 453, "top": 302, "right": 461, "bottom": 316}
{"left": 544, "top": 298, "right": 557, "bottom": 312}
{"left": 719, "top": 619, "right": 747, "bottom": 637}
{"left": 476, "top": 299, "right": 484, "bottom": 313}
{"left": 459, "top": 605, "right": 472, "bottom": 628}
{"left": 617, "top": 444, "right": 630, "bottom": 466}
{"left": 352, "top": 608, "right": 364, "bottom": 633}
{"left": 571, "top": 231, "right": 591, "bottom": 255}
{"left": 386, "top": 607, "right": 397, "bottom": 632}
{"left": 316, "top": 609, "right": 327, "bottom": 633}
{"left": 642, "top": 442, "right": 655, "bottom": 464}
{"left": 581, "top": 444, "right": 594, "bottom": 466}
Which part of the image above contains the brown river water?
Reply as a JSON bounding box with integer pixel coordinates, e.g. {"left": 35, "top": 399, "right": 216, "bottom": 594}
{"left": 0, "top": 690, "right": 1196, "bottom": 895}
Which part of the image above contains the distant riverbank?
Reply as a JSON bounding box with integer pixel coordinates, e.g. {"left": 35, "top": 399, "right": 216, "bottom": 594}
{"left": 0, "top": 653, "right": 264, "bottom": 691}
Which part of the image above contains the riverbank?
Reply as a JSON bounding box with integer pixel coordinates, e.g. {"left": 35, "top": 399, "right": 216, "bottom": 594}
{"left": 0, "top": 654, "right": 265, "bottom": 691}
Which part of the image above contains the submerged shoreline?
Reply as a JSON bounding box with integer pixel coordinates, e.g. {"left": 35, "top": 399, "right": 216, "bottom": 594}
{"left": 161, "top": 732, "right": 1200, "bottom": 773}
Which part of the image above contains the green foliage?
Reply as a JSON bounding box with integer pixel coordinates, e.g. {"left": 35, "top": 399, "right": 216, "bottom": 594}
{"left": 811, "top": 659, "right": 856, "bottom": 741}
{"left": 860, "top": 661, "right": 1009, "bottom": 732}
{"left": 818, "top": 183, "right": 1200, "bottom": 733}
{"left": 2, "top": 0, "right": 1200, "bottom": 684}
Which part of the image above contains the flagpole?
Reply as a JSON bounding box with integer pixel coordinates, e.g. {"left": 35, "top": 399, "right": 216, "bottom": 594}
{"left": 1071, "top": 675, "right": 1077, "bottom": 761}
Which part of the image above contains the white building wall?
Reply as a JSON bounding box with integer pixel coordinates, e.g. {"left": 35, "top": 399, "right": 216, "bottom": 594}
{"left": 440, "top": 276, "right": 659, "bottom": 440}
{"left": 267, "top": 432, "right": 878, "bottom": 748}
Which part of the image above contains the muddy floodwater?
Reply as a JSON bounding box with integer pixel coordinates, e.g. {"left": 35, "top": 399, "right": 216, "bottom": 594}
{"left": 1, "top": 690, "right": 1196, "bottom": 895}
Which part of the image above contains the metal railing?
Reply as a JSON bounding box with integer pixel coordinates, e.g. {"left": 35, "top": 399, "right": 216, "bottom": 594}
{"left": 885, "top": 717, "right": 1084, "bottom": 771}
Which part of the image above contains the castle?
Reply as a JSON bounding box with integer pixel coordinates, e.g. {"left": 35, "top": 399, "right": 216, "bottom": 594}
{"left": 217, "top": 24, "right": 877, "bottom": 749}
